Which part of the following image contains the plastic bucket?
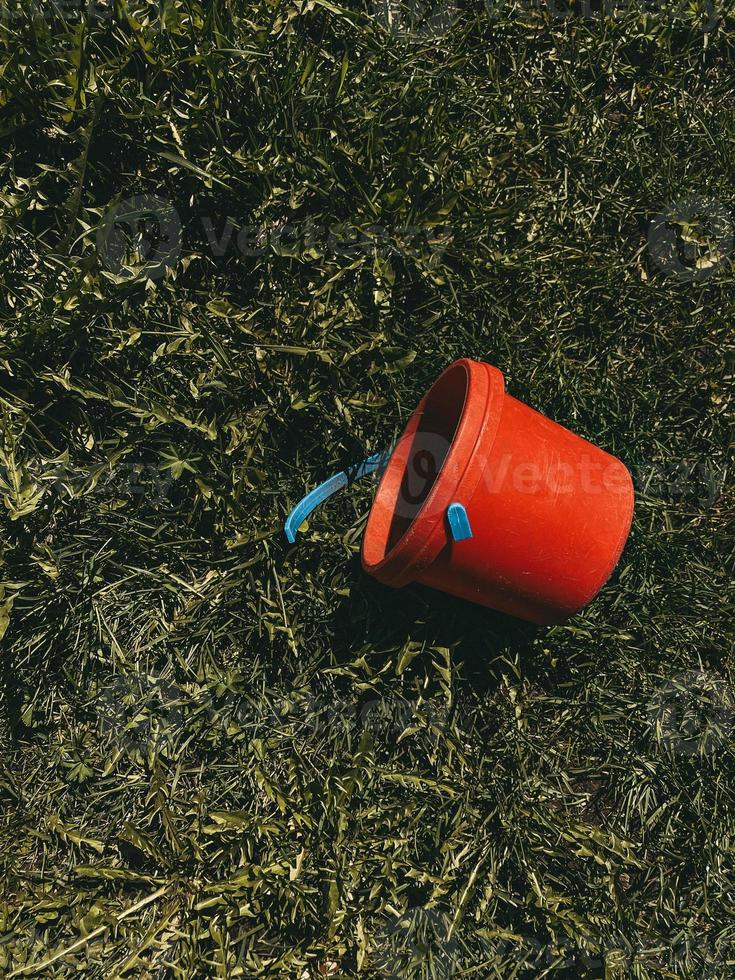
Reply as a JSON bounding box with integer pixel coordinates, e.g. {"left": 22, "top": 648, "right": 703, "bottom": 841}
{"left": 361, "top": 358, "right": 634, "bottom": 625}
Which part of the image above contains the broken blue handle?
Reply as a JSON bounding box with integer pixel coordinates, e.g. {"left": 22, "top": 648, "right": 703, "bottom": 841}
{"left": 284, "top": 450, "right": 473, "bottom": 544}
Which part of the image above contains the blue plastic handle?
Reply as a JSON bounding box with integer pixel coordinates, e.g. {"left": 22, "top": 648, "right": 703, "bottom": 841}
{"left": 284, "top": 450, "right": 390, "bottom": 544}
{"left": 285, "top": 452, "right": 474, "bottom": 547}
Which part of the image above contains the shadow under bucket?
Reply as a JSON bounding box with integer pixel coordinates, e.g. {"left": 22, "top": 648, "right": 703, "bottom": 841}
{"left": 360, "top": 359, "right": 634, "bottom": 625}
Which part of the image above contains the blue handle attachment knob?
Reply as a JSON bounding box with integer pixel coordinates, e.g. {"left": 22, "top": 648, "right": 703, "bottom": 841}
{"left": 447, "top": 503, "right": 473, "bottom": 541}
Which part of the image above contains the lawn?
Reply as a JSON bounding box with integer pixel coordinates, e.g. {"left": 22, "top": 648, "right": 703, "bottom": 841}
{"left": 0, "top": 1, "right": 733, "bottom": 976}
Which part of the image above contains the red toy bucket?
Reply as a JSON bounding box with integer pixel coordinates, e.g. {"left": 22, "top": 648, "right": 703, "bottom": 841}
{"left": 361, "top": 358, "right": 634, "bottom": 625}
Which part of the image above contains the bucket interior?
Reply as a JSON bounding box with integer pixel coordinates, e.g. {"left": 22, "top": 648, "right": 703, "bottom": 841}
{"left": 365, "top": 362, "right": 468, "bottom": 566}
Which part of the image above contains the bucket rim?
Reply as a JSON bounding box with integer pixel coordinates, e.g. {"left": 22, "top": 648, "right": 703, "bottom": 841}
{"left": 361, "top": 358, "right": 505, "bottom": 588}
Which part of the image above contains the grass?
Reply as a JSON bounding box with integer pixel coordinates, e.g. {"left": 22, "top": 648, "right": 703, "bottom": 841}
{"left": 0, "top": 1, "right": 733, "bottom": 976}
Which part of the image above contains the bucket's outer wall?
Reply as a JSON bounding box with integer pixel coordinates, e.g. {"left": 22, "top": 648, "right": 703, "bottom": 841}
{"left": 362, "top": 360, "right": 634, "bottom": 625}
{"left": 416, "top": 388, "right": 634, "bottom": 623}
